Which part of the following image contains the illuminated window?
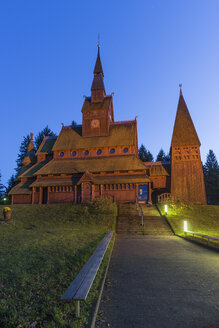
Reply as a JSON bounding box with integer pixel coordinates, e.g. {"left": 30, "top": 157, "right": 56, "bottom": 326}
{"left": 97, "top": 149, "right": 102, "bottom": 155}
{"left": 72, "top": 151, "right": 77, "bottom": 156}
{"left": 110, "top": 148, "right": 115, "bottom": 154}
{"left": 123, "top": 147, "right": 129, "bottom": 153}
{"left": 84, "top": 150, "right": 89, "bottom": 156}
{"left": 60, "top": 152, "right": 64, "bottom": 157}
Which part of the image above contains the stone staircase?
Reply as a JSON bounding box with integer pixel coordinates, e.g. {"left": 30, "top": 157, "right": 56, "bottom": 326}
{"left": 116, "top": 204, "right": 173, "bottom": 236}
{"left": 116, "top": 204, "right": 143, "bottom": 235}
{"left": 142, "top": 205, "right": 173, "bottom": 236}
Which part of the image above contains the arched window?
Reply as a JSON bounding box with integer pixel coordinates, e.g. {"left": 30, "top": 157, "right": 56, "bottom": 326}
{"left": 84, "top": 150, "right": 89, "bottom": 156}
{"left": 72, "top": 151, "right": 77, "bottom": 156}
{"left": 110, "top": 148, "right": 115, "bottom": 154}
{"left": 123, "top": 147, "right": 129, "bottom": 153}
{"left": 59, "top": 152, "right": 64, "bottom": 157}
{"left": 97, "top": 149, "right": 102, "bottom": 155}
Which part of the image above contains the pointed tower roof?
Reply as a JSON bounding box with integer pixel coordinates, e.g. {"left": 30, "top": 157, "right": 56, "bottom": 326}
{"left": 171, "top": 88, "right": 201, "bottom": 147}
{"left": 93, "top": 46, "right": 104, "bottom": 75}
{"left": 91, "top": 46, "right": 105, "bottom": 92}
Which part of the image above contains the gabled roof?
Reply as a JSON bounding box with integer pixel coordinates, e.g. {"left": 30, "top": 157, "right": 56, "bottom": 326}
{"left": 9, "top": 181, "right": 32, "bottom": 195}
{"left": 52, "top": 120, "right": 137, "bottom": 151}
{"left": 144, "top": 161, "right": 170, "bottom": 176}
{"left": 36, "top": 136, "right": 57, "bottom": 155}
{"left": 171, "top": 91, "right": 200, "bottom": 147}
{"left": 19, "top": 160, "right": 49, "bottom": 178}
{"left": 22, "top": 151, "right": 37, "bottom": 166}
{"left": 81, "top": 95, "right": 112, "bottom": 112}
{"left": 34, "top": 156, "right": 146, "bottom": 176}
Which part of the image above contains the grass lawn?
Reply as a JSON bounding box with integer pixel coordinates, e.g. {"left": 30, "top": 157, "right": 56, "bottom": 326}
{"left": 158, "top": 201, "right": 219, "bottom": 238}
{"left": 0, "top": 200, "right": 117, "bottom": 328}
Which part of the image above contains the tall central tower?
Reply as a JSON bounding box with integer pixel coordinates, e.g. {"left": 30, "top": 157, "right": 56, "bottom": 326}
{"left": 82, "top": 46, "right": 114, "bottom": 137}
{"left": 170, "top": 88, "right": 206, "bottom": 204}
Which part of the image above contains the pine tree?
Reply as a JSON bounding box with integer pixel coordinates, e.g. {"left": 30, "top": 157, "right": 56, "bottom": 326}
{"left": 15, "top": 134, "right": 30, "bottom": 175}
{"left": 35, "top": 126, "right": 56, "bottom": 151}
{"left": 138, "top": 144, "right": 153, "bottom": 162}
{"left": 156, "top": 149, "right": 171, "bottom": 162}
{"left": 0, "top": 171, "right": 5, "bottom": 198}
{"left": 71, "top": 120, "right": 77, "bottom": 127}
{"left": 204, "top": 149, "right": 219, "bottom": 204}
{"left": 6, "top": 174, "right": 16, "bottom": 194}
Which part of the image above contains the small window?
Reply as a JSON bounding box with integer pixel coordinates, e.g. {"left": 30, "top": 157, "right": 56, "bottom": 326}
{"left": 112, "top": 185, "right": 114, "bottom": 190}
{"left": 60, "top": 152, "right": 64, "bottom": 157}
{"left": 119, "top": 184, "right": 122, "bottom": 190}
{"left": 104, "top": 185, "right": 106, "bottom": 190}
{"left": 84, "top": 150, "right": 89, "bottom": 156}
{"left": 61, "top": 186, "right": 63, "bottom": 192}
{"left": 115, "top": 185, "right": 118, "bottom": 190}
{"left": 110, "top": 148, "right": 115, "bottom": 154}
{"left": 72, "top": 151, "right": 77, "bottom": 156}
{"left": 127, "top": 184, "right": 130, "bottom": 189}
{"left": 132, "top": 184, "right": 134, "bottom": 189}
{"left": 123, "top": 148, "right": 129, "bottom": 153}
{"left": 97, "top": 149, "right": 102, "bottom": 155}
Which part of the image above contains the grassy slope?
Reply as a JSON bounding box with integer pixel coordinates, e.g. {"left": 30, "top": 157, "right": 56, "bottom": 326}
{"left": 158, "top": 202, "right": 219, "bottom": 237}
{"left": 0, "top": 201, "right": 117, "bottom": 328}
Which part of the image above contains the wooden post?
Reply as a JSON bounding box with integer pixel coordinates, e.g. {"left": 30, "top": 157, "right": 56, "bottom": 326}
{"left": 32, "top": 187, "right": 35, "bottom": 204}
{"left": 47, "top": 187, "right": 50, "bottom": 204}
{"left": 91, "top": 184, "right": 94, "bottom": 200}
{"left": 148, "top": 183, "right": 152, "bottom": 204}
{"left": 11, "top": 195, "right": 14, "bottom": 205}
{"left": 75, "top": 300, "right": 80, "bottom": 317}
{"left": 39, "top": 187, "right": 43, "bottom": 204}
{"left": 74, "top": 185, "right": 77, "bottom": 203}
{"left": 100, "top": 185, "right": 103, "bottom": 199}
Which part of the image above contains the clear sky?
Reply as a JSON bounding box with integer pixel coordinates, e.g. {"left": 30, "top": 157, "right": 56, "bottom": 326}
{"left": 0, "top": 0, "right": 219, "bottom": 186}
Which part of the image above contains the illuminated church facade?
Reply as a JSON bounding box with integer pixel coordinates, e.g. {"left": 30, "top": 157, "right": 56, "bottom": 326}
{"left": 9, "top": 47, "right": 206, "bottom": 205}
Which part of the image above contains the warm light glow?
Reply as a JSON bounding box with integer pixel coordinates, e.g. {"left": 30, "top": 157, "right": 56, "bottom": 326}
{"left": 164, "top": 205, "right": 167, "bottom": 214}
{"left": 184, "top": 221, "right": 188, "bottom": 232}
{"left": 3, "top": 198, "right": 6, "bottom": 201}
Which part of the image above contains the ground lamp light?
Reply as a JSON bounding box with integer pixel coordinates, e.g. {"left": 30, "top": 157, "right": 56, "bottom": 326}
{"left": 164, "top": 205, "right": 167, "bottom": 215}
{"left": 184, "top": 221, "right": 188, "bottom": 232}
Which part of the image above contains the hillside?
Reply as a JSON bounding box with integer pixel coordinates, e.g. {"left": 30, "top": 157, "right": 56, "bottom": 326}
{"left": 158, "top": 202, "right": 219, "bottom": 237}
{"left": 0, "top": 200, "right": 117, "bottom": 328}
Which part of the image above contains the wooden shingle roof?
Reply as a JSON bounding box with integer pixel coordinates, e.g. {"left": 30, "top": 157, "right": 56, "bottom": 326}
{"left": 36, "top": 136, "right": 57, "bottom": 155}
{"left": 81, "top": 96, "right": 112, "bottom": 112}
{"left": 9, "top": 181, "right": 32, "bottom": 195}
{"left": 34, "top": 156, "right": 146, "bottom": 176}
{"left": 171, "top": 92, "right": 200, "bottom": 147}
{"left": 19, "top": 161, "right": 49, "bottom": 178}
{"left": 52, "top": 121, "right": 137, "bottom": 151}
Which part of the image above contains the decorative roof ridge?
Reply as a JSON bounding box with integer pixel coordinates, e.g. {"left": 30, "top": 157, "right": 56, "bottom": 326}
{"left": 111, "top": 120, "right": 136, "bottom": 126}
{"left": 52, "top": 154, "right": 138, "bottom": 162}
{"left": 144, "top": 161, "right": 162, "bottom": 166}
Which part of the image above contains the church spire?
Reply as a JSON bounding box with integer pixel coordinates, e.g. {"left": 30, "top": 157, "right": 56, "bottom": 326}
{"left": 91, "top": 44, "right": 105, "bottom": 103}
{"left": 171, "top": 88, "right": 200, "bottom": 147}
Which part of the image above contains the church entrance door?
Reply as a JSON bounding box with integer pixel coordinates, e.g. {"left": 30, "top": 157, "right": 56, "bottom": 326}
{"left": 138, "top": 185, "right": 148, "bottom": 201}
{"left": 82, "top": 183, "right": 92, "bottom": 203}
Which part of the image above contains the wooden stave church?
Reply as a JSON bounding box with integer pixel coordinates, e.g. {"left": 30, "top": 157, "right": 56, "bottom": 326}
{"left": 9, "top": 47, "right": 206, "bottom": 205}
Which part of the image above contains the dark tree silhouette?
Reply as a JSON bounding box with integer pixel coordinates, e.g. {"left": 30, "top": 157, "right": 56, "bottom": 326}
{"left": 204, "top": 149, "right": 219, "bottom": 204}
{"left": 138, "top": 144, "right": 153, "bottom": 162}
{"left": 34, "top": 126, "right": 56, "bottom": 151}
{"left": 71, "top": 120, "right": 77, "bottom": 127}
{"left": 156, "top": 148, "right": 170, "bottom": 162}
{"left": 15, "top": 134, "right": 31, "bottom": 175}
{"left": 0, "top": 171, "right": 5, "bottom": 198}
{"left": 6, "top": 174, "right": 16, "bottom": 194}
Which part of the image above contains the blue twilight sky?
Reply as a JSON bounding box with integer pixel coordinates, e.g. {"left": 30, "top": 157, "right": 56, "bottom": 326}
{"left": 0, "top": 0, "right": 219, "bottom": 186}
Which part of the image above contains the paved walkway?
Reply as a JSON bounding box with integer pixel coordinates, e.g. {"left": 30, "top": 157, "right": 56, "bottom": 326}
{"left": 96, "top": 236, "right": 219, "bottom": 328}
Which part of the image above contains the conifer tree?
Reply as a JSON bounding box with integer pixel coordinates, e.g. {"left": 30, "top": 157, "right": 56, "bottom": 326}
{"left": 15, "top": 134, "right": 30, "bottom": 175}
{"left": 71, "top": 120, "right": 77, "bottom": 127}
{"left": 204, "top": 149, "right": 219, "bottom": 204}
{"left": 156, "top": 149, "right": 171, "bottom": 162}
{"left": 34, "top": 126, "right": 56, "bottom": 151}
{"left": 6, "top": 174, "right": 16, "bottom": 194}
{"left": 138, "top": 144, "right": 153, "bottom": 162}
{"left": 0, "top": 171, "right": 5, "bottom": 198}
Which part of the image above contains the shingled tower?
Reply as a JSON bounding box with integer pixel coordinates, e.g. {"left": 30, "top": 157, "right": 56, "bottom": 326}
{"left": 170, "top": 88, "right": 206, "bottom": 204}
{"left": 82, "top": 45, "right": 114, "bottom": 137}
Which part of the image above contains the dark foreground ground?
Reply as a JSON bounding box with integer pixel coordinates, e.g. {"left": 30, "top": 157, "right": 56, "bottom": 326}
{"left": 97, "top": 235, "right": 219, "bottom": 328}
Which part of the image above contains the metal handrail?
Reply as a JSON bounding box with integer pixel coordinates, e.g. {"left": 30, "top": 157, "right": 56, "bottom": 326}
{"left": 136, "top": 199, "right": 145, "bottom": 226}
{"left": 185, "top": 230, "right": 219, "bottom": 244}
